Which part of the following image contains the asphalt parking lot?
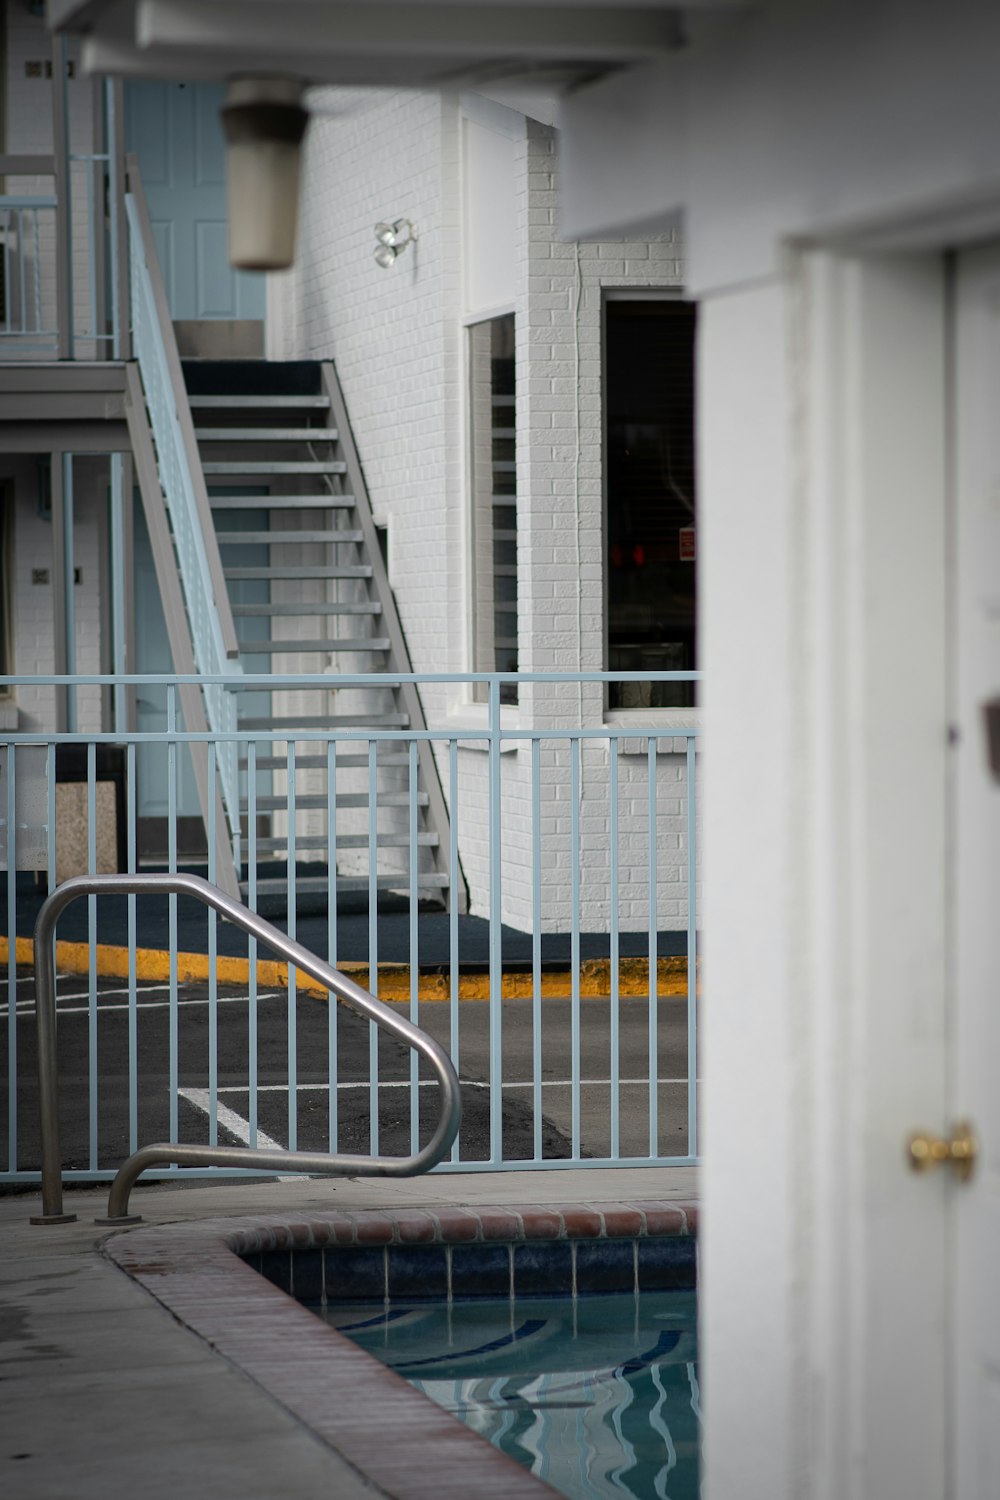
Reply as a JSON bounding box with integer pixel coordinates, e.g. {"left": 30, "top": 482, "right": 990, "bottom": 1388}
{"left": 2, "top": 969, "right": 695, "bottom": 1179}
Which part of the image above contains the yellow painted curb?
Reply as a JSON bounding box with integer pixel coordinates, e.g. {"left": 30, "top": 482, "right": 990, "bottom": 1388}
{"left": 1, "top": 934, "right": 697, "bottom": 1000}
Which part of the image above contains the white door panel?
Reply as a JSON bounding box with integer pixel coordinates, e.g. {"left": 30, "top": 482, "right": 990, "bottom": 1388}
{"left": 952, "top": 243, "right": 1000, "bottom": 1500}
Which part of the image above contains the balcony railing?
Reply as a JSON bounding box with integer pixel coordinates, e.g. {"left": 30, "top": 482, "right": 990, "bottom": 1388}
{"left": 0, "top": 46, "right": 128, "bottom": 361}
{"left": 0, "top": 671, "right": 701, "bottom": 1182}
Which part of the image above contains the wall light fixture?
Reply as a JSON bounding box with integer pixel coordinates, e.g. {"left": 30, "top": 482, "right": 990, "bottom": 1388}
{"left": 374, "top": 218, "right": 416, "bottom": 269}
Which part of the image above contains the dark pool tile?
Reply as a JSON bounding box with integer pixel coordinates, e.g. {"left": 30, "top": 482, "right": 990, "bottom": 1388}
{"left": 290, "top": 1250, "right": 323, "bottom": 1303}
{"left": 450, "top": 1243, "right": 510, "bottom": 1298}
{"left": 240, "top": 1251, "right": 264, "bottom": 1275}
{"left": 513, "top": 1240, "right": 573, "bottom": 1296}
{"left": 636, "top": 1235, "right": 697, "bottom": 1290}
{"left": 324, "top": 1247, "right": 386, "bottom": 1300}
{"left": 387, "top": 1245, "right": 448, "bottom": 1299}
{"left": 259, "top": 1250, "right": 292, "bottom": 1293}
{"left": 574, "top": 1238, "right": 636, "bottom": 1293}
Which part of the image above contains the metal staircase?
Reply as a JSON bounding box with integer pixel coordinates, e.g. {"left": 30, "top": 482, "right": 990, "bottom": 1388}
{"left": 181, "top": 358, "right": 457, "bottom": 908}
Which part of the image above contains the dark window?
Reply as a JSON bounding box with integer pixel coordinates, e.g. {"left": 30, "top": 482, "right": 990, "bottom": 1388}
{"left": 605, "top": 299, "right": 697, "bottom": 709}
{"left": 470, "top": 313, "right": 517, "bottom": 703}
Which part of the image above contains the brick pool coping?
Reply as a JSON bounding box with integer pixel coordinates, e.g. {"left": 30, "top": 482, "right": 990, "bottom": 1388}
{"left": 106, "top": 1200, "right": 698, "bottom": 1500}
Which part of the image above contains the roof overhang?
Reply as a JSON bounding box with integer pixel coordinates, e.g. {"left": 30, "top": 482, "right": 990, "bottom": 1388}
{"left": 48, "top": 0, "right": 751, "bottom": 91}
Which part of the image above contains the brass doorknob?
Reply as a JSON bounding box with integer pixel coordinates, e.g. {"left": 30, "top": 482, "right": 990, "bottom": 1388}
{"left": 906, "top": 1121, "right": 977, "bottom": 1183}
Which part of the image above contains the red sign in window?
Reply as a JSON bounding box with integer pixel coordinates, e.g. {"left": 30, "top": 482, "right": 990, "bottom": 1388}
{"left": 679, "top": 527, "right": 696, "bottom": 562}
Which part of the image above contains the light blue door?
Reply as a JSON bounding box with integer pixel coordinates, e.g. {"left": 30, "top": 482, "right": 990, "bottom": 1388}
{"left": 125, "top": 81, "right": 265, "bottom": 321}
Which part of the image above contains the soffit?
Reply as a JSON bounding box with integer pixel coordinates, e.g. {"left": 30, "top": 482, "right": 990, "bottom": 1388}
{"left": 50, "top": 0, "right": 751, "bottom": 90}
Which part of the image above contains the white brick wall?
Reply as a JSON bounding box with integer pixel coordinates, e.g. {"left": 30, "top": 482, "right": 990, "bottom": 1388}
{"left": 293, "top": 87, "right": 463, "bottom": 700}
{"left": 274, "top": 97, "right": 698, "bottom": 936}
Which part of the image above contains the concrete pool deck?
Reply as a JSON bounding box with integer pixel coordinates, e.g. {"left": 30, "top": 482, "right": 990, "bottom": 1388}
{"left": 0, "top": 1166, "right": 697, "bottom": 1499}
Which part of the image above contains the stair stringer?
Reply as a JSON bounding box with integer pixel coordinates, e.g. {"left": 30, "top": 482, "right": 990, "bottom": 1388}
{"left": 319, "top": 363, "right": 468, "bottom": 915}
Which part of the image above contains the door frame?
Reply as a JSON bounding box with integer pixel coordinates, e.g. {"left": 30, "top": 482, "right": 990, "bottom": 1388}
{"left": 700, "top": 244, "right": 954, "bottom": 1500}
{"left": 800, "top": 247, "right": 951, "bottom": 1499}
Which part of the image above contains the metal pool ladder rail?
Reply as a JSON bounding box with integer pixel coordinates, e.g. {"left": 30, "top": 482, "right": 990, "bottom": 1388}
{"left": 30, "top": 873, "right": 462, "bottom": 1226}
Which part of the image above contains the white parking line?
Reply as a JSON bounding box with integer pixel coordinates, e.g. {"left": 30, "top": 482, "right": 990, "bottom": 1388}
{"left": 179, "top": 1088, "right": 309, "bottom": 1180}
{"left": 1, "top": 990, "right": 283, "bottom": 1018}
{"left": 179, "top": 1086, "right": 287, "bottom": 1151}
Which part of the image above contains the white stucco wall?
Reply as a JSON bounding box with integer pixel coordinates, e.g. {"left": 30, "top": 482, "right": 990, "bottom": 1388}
{"left": 561, "top": 0, "right": 1000, "bottom": 290}
{"left": 557, "top": 4, "right": 990, "bottom": 1497}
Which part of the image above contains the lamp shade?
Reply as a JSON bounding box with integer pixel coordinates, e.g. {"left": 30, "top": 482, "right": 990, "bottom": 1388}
{"left": 222, "top": 78, "right": 308, "bottom": 271}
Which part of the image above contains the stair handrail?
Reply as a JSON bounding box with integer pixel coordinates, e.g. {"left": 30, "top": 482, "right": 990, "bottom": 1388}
{"left": 31, "top": 874, "right": 463, "bottom": 1226}
{"left": 124, "top": 159, "right": 243, "bottom": 837}
{"left": 320, "top": 362, "right": 469, "bottom": 913}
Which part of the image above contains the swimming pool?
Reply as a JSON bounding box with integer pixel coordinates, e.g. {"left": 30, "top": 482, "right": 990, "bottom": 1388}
{"left": 322, "top": 1289, "right": 699, "bottom": 1500}
{"left": 108, "top": 1194, "right": 698, "bottom": 1499}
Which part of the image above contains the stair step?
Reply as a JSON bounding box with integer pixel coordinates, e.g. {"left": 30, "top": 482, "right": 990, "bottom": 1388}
{"left": 243, "top": 753, "right": 412, "bottom": 770}
{"left": 247, "top": 791, "right": 428, "bottom": 812}
{"left": 188, "top": 395, "right": 331, "bottom": 409}
{"left": 240, "top": 638, "right": 391, "bottom": 654}
{"left": 203, "top": 461, "right": 347, "bottom": 475}
{"left": 233, "top": 601, "right": 382, "bottom": 617}
{"left": 218, "top": 529, "right": 363, "bottom": 545}
{"left": 246, "top": 873, "right": 450, "bottom": 895}
{"left": 196, "top": 427, "right": 338, "bottom": 441}
{"left": 224, "top": 565, "right": 371, "bottom": 580}
{"left": 253, "top": 833, "right": 439, "bottom": 853}
{"left": 210, "top": 494, "right": 355, "bottom": 510}
{"left": 238, "top": 714, "right": 409, "bottom": 730}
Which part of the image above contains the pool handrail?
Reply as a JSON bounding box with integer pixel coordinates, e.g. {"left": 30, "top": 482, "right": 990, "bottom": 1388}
{"left": 31, "top": 872, "right": 462, "bottom": 1225}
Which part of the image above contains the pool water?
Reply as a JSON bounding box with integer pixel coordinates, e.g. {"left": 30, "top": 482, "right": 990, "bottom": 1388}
{"left": 320, "top": 1290, "right": 699, "bottom": 1500}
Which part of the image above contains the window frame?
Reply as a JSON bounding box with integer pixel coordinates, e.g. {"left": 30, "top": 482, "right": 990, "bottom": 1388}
{"left": 601, "top": 287, "right": 700, "bottom": 720}
{"left": 464, "top": 307, "right": 518, "bottom": 705}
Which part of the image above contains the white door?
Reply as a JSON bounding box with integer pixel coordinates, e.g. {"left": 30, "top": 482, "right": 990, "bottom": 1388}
{"left": 952, "top": 244, "right": 1000, "bottom": 1498}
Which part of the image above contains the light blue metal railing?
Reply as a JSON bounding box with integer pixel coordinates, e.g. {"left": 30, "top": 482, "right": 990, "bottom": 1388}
{"left": 0, "top": 72, "right": 128, "bottom": 359}
{"left": 1, "top": 671, "right": 701, "bottom": 1183}
{"left": 124, "top": 192, "right": 243, "bottom": 835}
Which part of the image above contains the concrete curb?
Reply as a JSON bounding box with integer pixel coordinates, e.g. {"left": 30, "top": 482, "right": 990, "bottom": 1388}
{"left": 2, "top": 934, "right": 695, "bottom": 1000}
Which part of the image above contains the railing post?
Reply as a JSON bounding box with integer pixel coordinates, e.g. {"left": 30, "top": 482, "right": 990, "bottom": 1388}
{"left": 488, "top": 676, "right": 502, "bottom": 1163}
{"left": 107, "top": 80, "right": 130, "bottom": 360}
{"left": 30, "top": 885, "right": 77, "bottom": 1223}
{"left": 50, "top": 34, "right": 73, "bottom": 360}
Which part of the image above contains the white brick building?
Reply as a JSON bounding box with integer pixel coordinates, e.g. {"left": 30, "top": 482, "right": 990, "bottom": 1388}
{"left": 273, "top": 88, "right": 698, "bottom": 931}
{"left": 0, "top": 10, "right": 701, "bottom": 934}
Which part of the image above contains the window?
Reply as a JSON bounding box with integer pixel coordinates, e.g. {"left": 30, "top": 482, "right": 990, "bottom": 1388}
{"left": 469, "top": 312, "right": 517, "bottom": 702}
{"left": 605, "top": 298, "right": 697, "bottom": 709}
